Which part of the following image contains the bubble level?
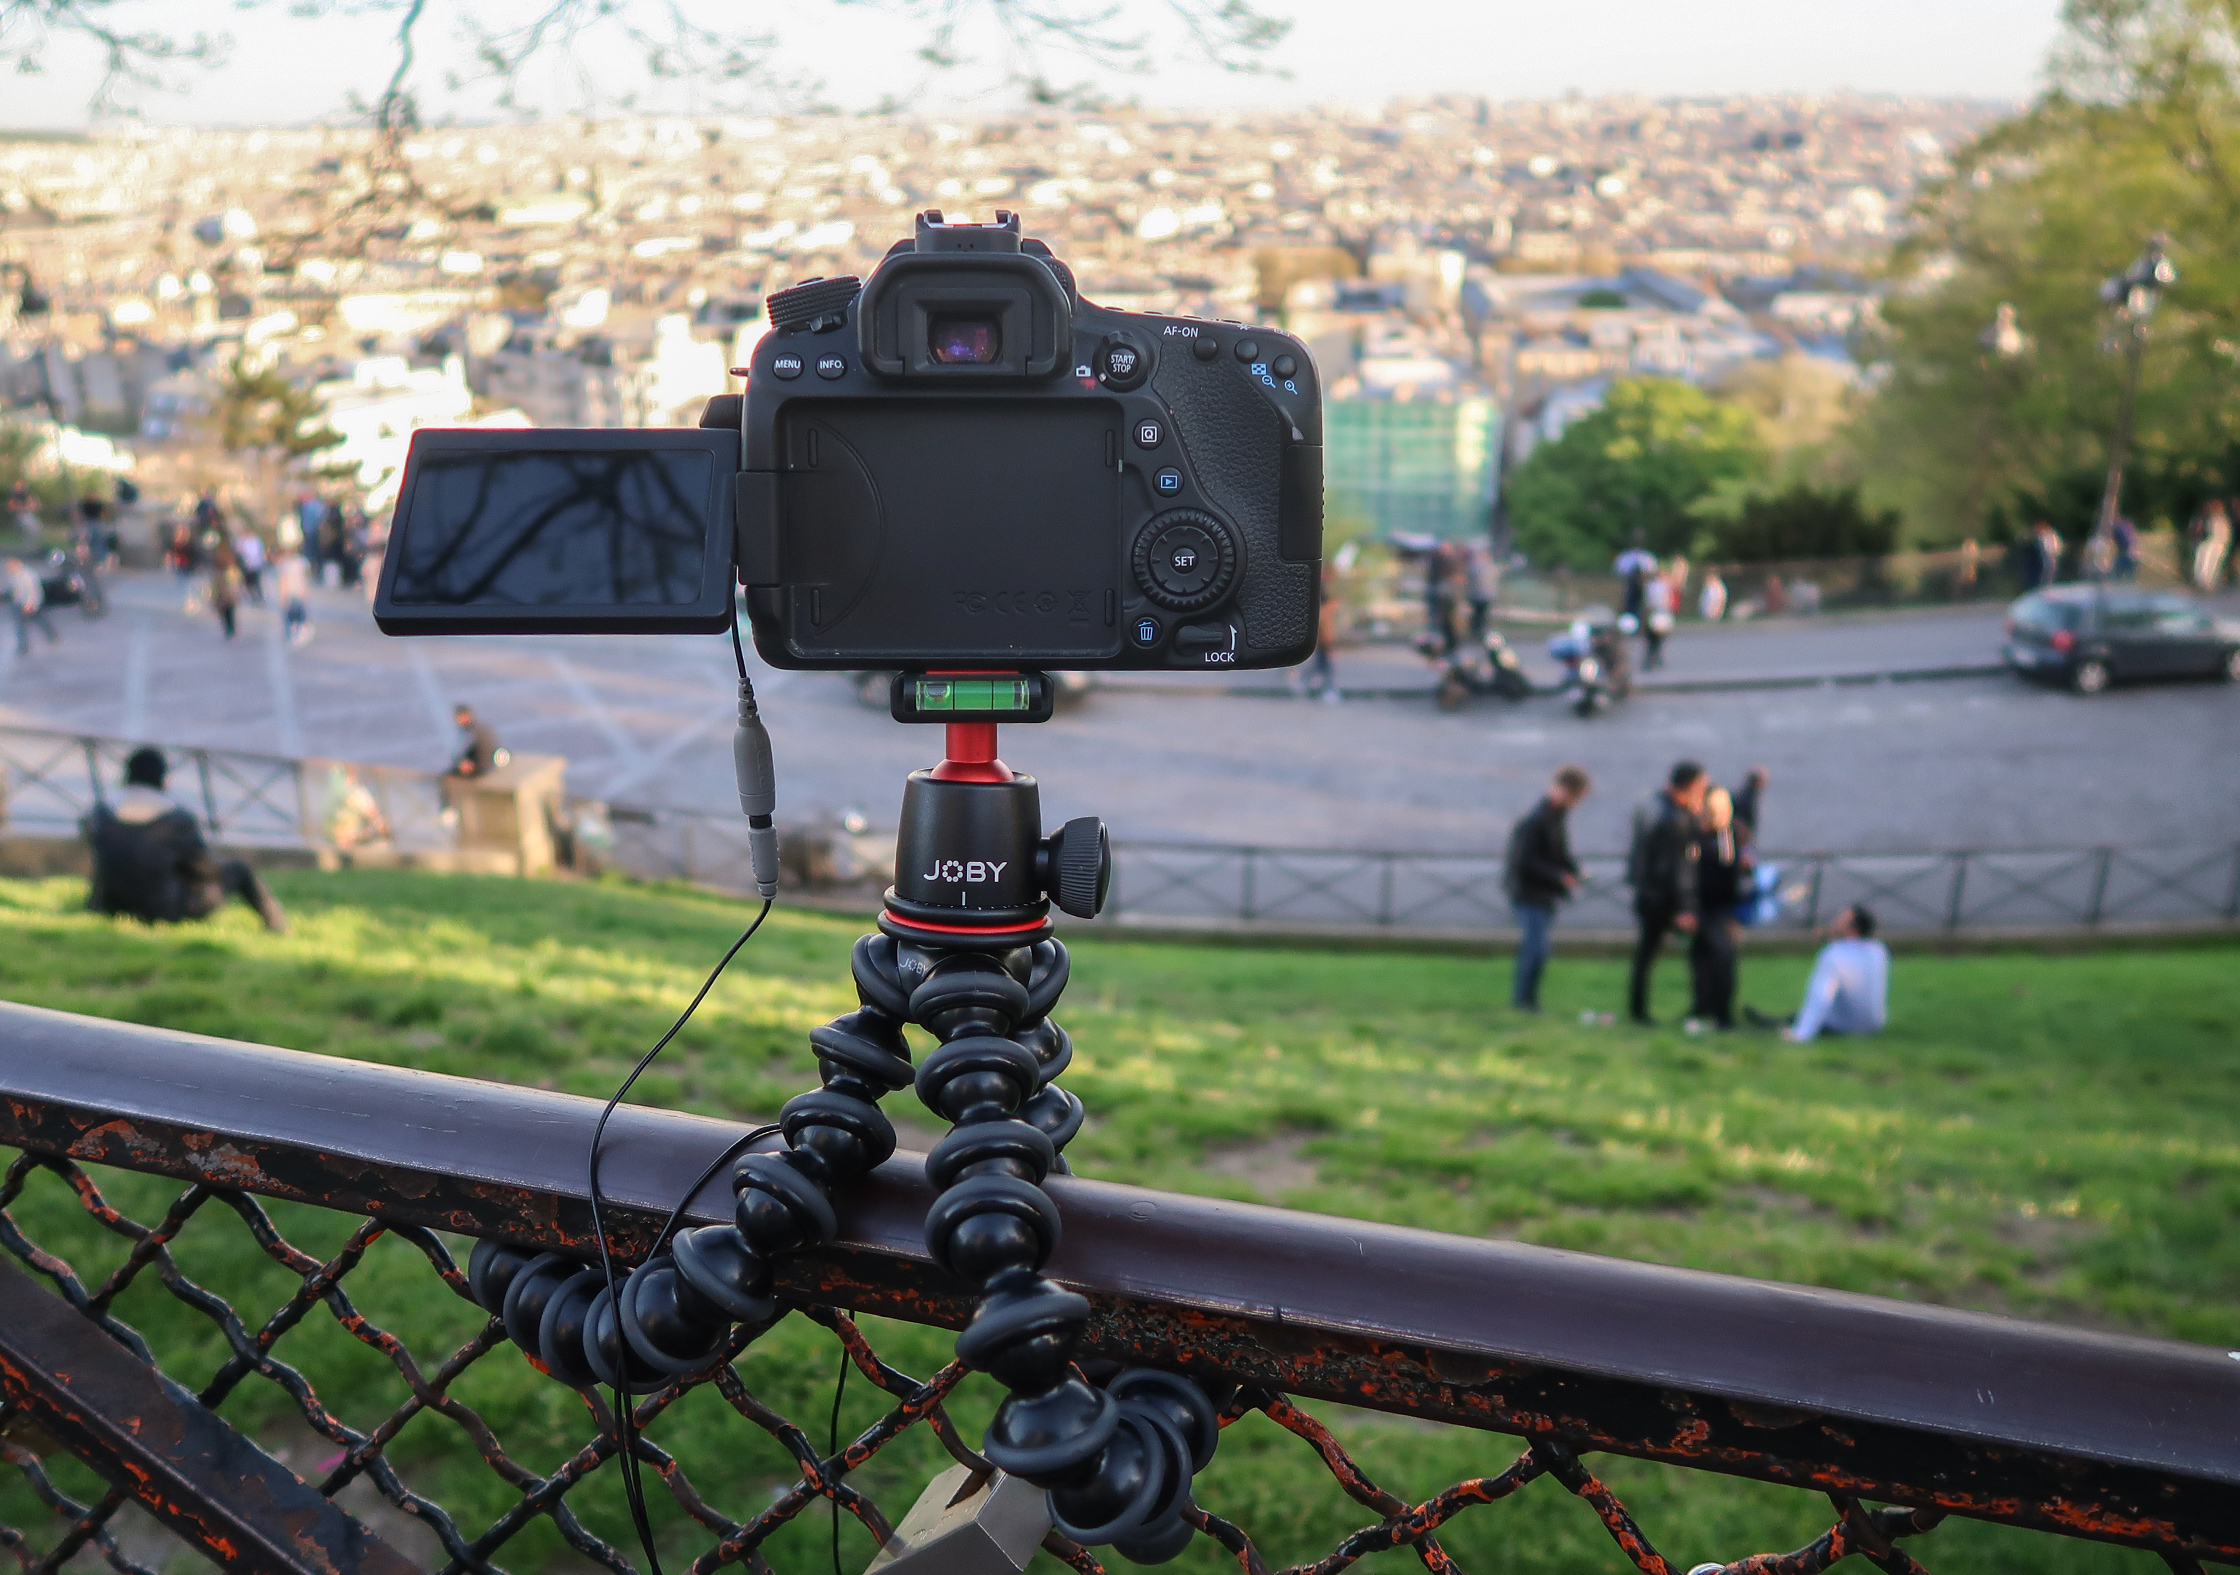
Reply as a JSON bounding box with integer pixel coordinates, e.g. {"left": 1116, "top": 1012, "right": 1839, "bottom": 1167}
{"left": 910, "top": 677, "right": 1035, "bottom": 712}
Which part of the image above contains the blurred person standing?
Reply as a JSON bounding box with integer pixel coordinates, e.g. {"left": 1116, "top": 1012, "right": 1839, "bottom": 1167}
{"left": 274, "top": 542, "right": 312, "bottom": 646}
{"left": 232, "top": 525, "right": 267, "bottom": 606}
{"left": 1687, "top": 786, "right": 1751, "bottom": 1032}
{"left": 295, "top": 493, "right": 328, "bottom": 579}
{"left": 1300, "top": 560, "right": 1342, "bottom": 701}
{"left": 1732, "top": 766, "right": 1769, "bottom": 838}
{"left": 1624, "top": 761, "right": 1707, "bottom": 1026}
{"left": 6, "top": 556, "right": 57, "bottom": 656}
{"left": 2193, "top": 500, "right": 2232, "bottom": 591}
{"left": 2111, "top": 516, "right": 2139, "bottom": 582}
{"left": 1464, "top": 539, "right": 1500, "bottom": 640}
{"left": 1614, "top": 532, "right": 1656, "bottom": 624}
{"left": 1641, "top": 569, "right": 1676, "bottom": 670}
{"left": 207, "top": 541, "right": 243, "bottom": 641}
{"left": 1698, "top": 568, "right": 1728, "bottom": 622}
{"left": 1503, "top": 766, "right": 1591, "bottom": 1012}
{"left": 2031, "top": 520, "right": 2063, "bottom": 589}
{"left": 7, "top": 480, "right": 36, "bottom": 544}
{"left": 166, "top": 516, "right": 202, "bottom": 613}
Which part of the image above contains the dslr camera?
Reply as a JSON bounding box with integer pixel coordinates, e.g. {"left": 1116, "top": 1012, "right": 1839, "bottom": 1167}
{"left": 374, "top": 211, "right": 1324, "bottom": 673}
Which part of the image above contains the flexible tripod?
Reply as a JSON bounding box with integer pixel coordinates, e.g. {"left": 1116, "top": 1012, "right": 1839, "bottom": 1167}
{"left": 468, "top": 688, "right": 1220, "bottom": 1564}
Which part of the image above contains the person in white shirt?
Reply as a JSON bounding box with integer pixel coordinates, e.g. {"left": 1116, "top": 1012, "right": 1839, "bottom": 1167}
{"left": 1755, "top": 905, "right": 1888, "bottom": 1041}
{"left": 232, "top": 528, "right": 267, "bottom": 606}
{"left": 274, "top": 549, "right": 312, "bottom": 646}
{"left": 5, "top": 556, "right": 56, "bottom": 656}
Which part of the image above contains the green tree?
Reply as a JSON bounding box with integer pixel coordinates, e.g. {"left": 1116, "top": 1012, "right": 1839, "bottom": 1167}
{"left": 1506, "top": 378, "right": 1763, "bottom": 570}
{"left": 216, "top": 357, "right": 342, "bottom": 465}
{"left": 1858, "top": 0, "right": 2240, "bottom": 544}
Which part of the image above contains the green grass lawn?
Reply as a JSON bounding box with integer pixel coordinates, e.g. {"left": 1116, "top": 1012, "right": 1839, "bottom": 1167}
{"left": 1, "top": 868, "right": 2234, "bottom": 1575}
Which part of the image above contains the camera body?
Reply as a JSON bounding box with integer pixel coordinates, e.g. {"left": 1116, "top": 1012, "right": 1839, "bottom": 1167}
{"left": 731, "top": 210, "right": 1323, "bottom": 672}
{"left": 371, "top": 211, "right": 1323, "bottom": 672}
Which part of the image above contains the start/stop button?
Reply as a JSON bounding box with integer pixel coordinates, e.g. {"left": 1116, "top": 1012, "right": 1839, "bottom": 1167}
{"left": 1100, "top": 335, "right": 1149, "bottom": 389}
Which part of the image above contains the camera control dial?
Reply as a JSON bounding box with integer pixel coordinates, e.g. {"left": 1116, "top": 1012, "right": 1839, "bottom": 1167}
{"left": 1132, "top": 509, "right": 1237, "bottom": 613}
{"left": 766, "top": 276, "right": 862, "bottom": 335}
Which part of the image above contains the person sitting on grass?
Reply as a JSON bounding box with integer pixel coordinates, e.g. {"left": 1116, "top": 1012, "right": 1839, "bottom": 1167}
{"left": 1747, "top": 904, "right": 1885, "bottom": 1042}
{"left": 84, "top": 747, "right": 290, "bottom": 934}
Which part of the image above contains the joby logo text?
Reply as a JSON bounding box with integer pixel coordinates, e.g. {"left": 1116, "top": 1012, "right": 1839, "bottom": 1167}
{"left": 924, "top": 859, "right": 1009, "bottom": 884}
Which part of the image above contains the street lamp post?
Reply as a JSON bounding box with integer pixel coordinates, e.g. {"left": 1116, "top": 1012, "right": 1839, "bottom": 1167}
{"left": 2092, "top": 236, "right": 2176, "bottom": 573}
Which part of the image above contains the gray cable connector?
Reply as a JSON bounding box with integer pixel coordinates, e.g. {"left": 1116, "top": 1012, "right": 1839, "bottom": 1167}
{"left": 733, "top": 676, "right": 780, "bottom": 899}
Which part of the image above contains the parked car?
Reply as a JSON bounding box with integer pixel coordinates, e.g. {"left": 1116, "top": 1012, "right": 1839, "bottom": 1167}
{"left": 2004, "top": 586, "right": 2240, "bottom": 694}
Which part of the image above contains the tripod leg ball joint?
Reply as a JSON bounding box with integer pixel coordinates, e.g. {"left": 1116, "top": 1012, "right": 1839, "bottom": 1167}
{"left": 463, "top": 733, "right": 1220, "bottom": 1563}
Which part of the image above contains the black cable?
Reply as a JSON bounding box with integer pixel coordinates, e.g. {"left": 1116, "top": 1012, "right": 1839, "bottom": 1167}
{"left": 730, "top": 603, "right": 749, "bottom": 681}
{"left": 830, "top": 1341, "right": 849, "bottom": 1575}
{"left": 588, "top": 897, "right": 772, "bottom": 1575}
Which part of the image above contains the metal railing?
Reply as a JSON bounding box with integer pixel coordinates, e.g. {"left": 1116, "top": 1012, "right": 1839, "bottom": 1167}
{"left": 1, "top": 1005, "right": 2235, "bottom": 1575}
{"left": 0, "top": 726, "right": 452, "bottom": 854}
{"left": 1101, "top": 840, "right": 2240, "bottom": 935}
{"left": 5, "top": 724, "right": 2233, "bottom": 938}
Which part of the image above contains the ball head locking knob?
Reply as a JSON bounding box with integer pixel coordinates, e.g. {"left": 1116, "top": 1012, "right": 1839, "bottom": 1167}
{"left": 1045, "top": 817, "right": 1110, "bottom": 920}
{"left": 765, "top": 276, "right": 861, "bottom": 335}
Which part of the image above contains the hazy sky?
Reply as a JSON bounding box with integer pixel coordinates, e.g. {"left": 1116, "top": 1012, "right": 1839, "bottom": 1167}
{"left": 6, "top": 0, "right": 2065, "bottom": 128}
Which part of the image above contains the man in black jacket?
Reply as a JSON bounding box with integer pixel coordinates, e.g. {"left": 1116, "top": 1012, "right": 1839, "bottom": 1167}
{"left": 1503, "top": 765, "right": 1592, "bottom": 1011}
{"left": 84, "top": 749, "right": 289, "bottom": 932}
{"left": 1624, "top": 760, "right": 1707, "bottom": 1024}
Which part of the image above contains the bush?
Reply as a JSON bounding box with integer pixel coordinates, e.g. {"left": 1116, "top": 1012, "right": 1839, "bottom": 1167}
{"left": 1700, "top": 482, "right": 1900, "bottom": 562}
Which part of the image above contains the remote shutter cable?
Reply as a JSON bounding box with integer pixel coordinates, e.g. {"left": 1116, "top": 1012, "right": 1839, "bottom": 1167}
{"left": 587, "top": 604, "right": 784, "bottom": 1573}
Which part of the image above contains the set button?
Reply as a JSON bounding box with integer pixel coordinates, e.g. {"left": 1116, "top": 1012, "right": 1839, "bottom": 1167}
{"left": 1133, "top": 508, "right": 1237, "bottom": 614}
{"left": 770, "top": 351, "right": 805, "bottom": 380}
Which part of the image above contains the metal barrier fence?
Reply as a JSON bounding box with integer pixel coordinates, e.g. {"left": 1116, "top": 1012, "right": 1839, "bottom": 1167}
{"left": 2, "top": 1005, "right": 2235, "bottom": 1575}
{"left": 0, "top": 727, "right": 452, "bottom": 853}
{"left": 1102, "top": 841, "right": 2240, "bottom": 934}
{"left": 5, "top": 725, "right": 2234, "bottom": 938}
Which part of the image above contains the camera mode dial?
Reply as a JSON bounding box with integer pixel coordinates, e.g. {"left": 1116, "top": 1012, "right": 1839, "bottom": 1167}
{"left": 767, "top": 276, "right": 862, "bottom": 335}
{"left": 1133, "top": 509, "right": 1237, "bottom": 614}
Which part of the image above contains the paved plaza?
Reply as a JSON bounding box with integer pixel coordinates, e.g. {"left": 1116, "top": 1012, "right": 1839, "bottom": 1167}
{"left": 0, "top": 572, "right": 2235, "bottom": 857}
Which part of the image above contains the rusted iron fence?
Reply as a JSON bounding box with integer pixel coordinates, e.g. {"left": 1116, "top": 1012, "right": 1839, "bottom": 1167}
{"left": 2, "top": 1005, "right": 2237, "bottom": 1575}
